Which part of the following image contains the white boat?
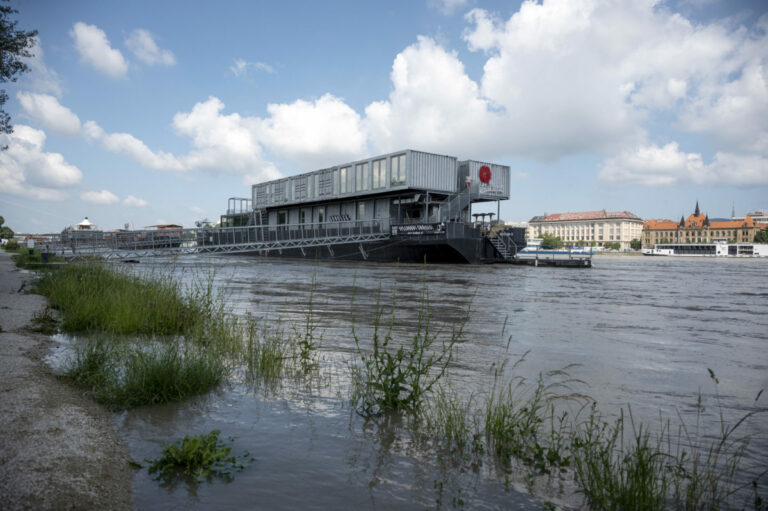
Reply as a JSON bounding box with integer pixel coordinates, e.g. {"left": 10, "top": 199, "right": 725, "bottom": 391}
{"left": 519, "top": 238, "right": 603, "bottom": 255}
{"left": 642, "top": 239, "right": 768, "bottom": 257}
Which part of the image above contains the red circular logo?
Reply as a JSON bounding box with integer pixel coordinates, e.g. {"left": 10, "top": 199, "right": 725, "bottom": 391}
{"left": 479, "top": 165, "right": 491, "bottom": 183}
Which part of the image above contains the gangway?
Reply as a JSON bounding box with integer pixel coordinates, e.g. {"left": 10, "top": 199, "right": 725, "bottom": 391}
{"left": 38, "top": 220, "right": 390, "bottom": 260}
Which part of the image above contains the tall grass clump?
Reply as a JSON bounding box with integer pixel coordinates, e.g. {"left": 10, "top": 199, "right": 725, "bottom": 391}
{"left": 65, "top": 337, "right": 227, "bottom": 410}
{"left": 242, "top": 315, "right": 292, "bottom": 383}
{"left": 350, "top": 284, "right": 466, "bottom": 417}
{"left": 35, "top": 262, "right": 205, "bottom": 336}
{"left": 483, "top": 356, "right": 583, "bottom": 474}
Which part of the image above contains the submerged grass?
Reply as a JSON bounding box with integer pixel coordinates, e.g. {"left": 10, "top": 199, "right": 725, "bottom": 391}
{"left": 350, "top": 283, "right": 466, "bottom": 417}
{"left": 421, "top": 351, "right": 767, "bottom": 510}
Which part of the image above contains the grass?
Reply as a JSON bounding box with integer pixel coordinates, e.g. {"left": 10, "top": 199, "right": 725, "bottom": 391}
{"left": 35, "top": 262, "right": 212, "bottom": 336}
{"left": 350, "top": 283, "right": 466, "bottom": 417}
{"left": 8, "top": 247, "right": 64, "bottom": 269}
{"left": 148, "top": 429, "right": 252, "bottom": 483}
{"left": 29, "top": 307, "right": 58, "bottom": 334}
{"left": 64, "top": 336, "right": 228, "bottom": 411}
{"left": 420, "top": 353, "right": 767, "bottom": 510}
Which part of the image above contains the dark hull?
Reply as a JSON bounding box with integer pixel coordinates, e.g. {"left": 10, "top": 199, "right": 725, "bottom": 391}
{"left": 255, "top": 237, "right": 485, "bottom": 264}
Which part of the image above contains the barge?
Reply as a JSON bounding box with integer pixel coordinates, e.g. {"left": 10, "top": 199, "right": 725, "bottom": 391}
{"left": 217, "top": 149, "right": 528, "bottom": 264}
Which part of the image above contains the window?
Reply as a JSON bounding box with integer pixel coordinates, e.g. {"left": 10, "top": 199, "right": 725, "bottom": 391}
{"left": 317, "top": 207, "right": 325, "bottom": 224}
{"left": 355, "top": 162, "right": 369, "bottom": 192}
{"left": 372, "top": 159, "right": 386, "bottom": 189}
{"left": 390, "top": 154, "right": 406, "bottom": 185}
{"left": 357, "top": 202, "right": 365, "bottom": 220}
{"left": 278, "top": 211, "right": 287, "bottom": 225}
{"left": 340, "top": 167, "right": 349, "bottom": 193}
{"left": 300, "top": 210, "right": 306, "bottom": 224}
{"left": 307, "top": 175, "right": 314, "bottom": 199}
{"left": 333, "top": 169, "right": 339, "bottom": 195}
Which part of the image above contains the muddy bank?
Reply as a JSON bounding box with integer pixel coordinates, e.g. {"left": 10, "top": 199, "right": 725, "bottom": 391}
{"left": 0, "top": 252, "right": 133, "bottom": 510}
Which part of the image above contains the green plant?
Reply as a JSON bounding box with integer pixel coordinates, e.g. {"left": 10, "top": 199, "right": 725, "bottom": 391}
{"left": 30, "top": 306, "right": 58, "bottom": 334}
{"left": 147, "top": 430, "right": 251, "bottom": 483}
{"left": 293, "top": 276, "right": 320, "bottom": 366}
{"left": 351, "top": 284, "right": 465, "bottom": 417}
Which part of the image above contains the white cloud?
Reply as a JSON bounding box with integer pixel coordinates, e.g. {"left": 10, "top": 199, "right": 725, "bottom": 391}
{"left": 0, "top": 125, "right": 82, "bottom": 200}
{"left": 125, "top": 29, "right": 175, "bottom": 66}
{"left": 23, "top": 38, "right": 62, "bottom": 97}
{"left": 260, "top": 93, "right": 367, "bottom": 169}
{"left": 599, "top": 142, "right": 768, "bottom": 186}
{"left": 17, "top": 92, "right": 81, "bottom": 136}
{"left": 365, "top": 36, "right": 497, "bottom": 157}
{"left": 100, "top": 131, "right": 183, "bottom": 170}
{"left": 81, "top": 189, "right": 119, "bottom": 205}
{"left": 515, "top": 172, "right": 530, "bottom": 180}
{"left": 230, "top": 58, "right": 275, "bottom": 76}
{"left": 456, "top": 1, "right": 768, "bottom": 163}
{"left": 70, "top": 22, "right": 128, "bottom": 78}
{"left": 189, "top": 205, "right": 206, "bottom": 216}
{"left": 123, "top": 195, "right": 148, "bottom": 207}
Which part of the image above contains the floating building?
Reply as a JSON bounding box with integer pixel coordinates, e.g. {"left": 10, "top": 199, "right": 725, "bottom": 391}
{"left": 220, "top": 149, "right": 525, "bottom": 264}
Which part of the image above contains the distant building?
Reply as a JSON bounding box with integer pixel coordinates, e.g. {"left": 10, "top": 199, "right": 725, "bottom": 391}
{"left": 732, "top": 210, "right": 768, "bottom": 226}
{"left": 528, "top": 210, "right": 643, "bottom": 249}
{"left": 642, "top": 202, "right": 763, "bottom": 247}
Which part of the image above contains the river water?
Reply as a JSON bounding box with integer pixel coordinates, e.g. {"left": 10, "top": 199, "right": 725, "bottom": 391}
{"left": 60, "top": 255, "right": 768, "bottom": 509}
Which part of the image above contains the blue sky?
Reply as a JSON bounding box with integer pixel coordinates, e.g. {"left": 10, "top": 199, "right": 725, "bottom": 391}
{"left": 1, "top": 0, "right": 767, "bottom": 232}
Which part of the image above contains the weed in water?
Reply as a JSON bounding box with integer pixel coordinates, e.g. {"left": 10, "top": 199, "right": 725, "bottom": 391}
{"left": 147, "top": 430, "right": 252, "bottom": 484}
{"left": 351, "top": 283, "right": 466, "bottom": 417}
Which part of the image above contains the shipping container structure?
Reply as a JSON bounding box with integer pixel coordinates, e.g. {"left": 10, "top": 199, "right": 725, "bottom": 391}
{"left": 219, "top": 149, "right": 524, "bottom": 263}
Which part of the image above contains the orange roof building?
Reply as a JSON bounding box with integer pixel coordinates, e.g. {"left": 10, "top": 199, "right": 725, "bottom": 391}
{"left": 642, "top": 202, "right": 764, "bottom": 247}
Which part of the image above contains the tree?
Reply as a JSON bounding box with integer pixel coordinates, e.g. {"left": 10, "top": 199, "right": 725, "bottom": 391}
{"left": 755, "top": 229, "right": 768, "bottom": 244}
{"left": 0, "top": 1, "right": 37, "bottom": 145}
{"left": 0, "top": 215, "right": 14, "bottom": 239}
{"left": 540, "top": 233, "right": 563, "bottom": 249}
{"left": 630, "top": 238, "right": 641, "bottom": 251}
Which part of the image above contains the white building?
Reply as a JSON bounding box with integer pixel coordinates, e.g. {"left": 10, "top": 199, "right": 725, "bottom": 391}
{"left": 528, "top": 210, "right": 643, "bottom": 250}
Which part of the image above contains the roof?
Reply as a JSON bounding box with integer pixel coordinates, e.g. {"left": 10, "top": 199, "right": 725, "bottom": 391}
{"left": 530, "top": 210, "right": 642, "bottom": 222}
{"left": 644, "top": 216, "right": 757, "bottom": 230}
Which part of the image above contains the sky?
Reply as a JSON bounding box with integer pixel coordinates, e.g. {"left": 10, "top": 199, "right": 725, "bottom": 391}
{"left": 1, "top": 0, "right": 767, "bottom": 233}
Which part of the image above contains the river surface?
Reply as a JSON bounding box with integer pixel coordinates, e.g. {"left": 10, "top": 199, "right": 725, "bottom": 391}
{"left": 55, "top": 255, "right": 768, "bottom": 509}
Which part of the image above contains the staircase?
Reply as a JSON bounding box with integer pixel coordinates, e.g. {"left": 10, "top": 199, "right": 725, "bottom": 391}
{"left": 488, "top": 236, "right": 514, "bottom": 260}
{"left": 440, "top": 183, "right": 475, "bottom": 222}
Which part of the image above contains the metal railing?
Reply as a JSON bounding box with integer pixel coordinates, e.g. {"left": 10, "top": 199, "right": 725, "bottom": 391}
{"left": 36, "top": 219, "right": 392, "bottom": 259}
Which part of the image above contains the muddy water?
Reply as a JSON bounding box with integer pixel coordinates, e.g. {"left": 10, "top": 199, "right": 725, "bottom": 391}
{"left": 92, "top": 256, "right": 768, "bottom": 508}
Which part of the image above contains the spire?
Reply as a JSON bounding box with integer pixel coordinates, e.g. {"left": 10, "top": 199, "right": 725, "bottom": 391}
{"left": 694, "top": 201, "right": 700, "bottom": 216}
{"left": 731, "top": 203, "right": 736, "bottom": 218}
{"left": 679, "top": 215, "right": 685, "bottom": 227}
{"left": 704, "top": 214, "right": 710, "bottom": 227}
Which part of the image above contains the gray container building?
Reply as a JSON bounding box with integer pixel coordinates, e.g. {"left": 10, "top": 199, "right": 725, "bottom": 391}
{"left": 222, "top": 149, "right": 521, "bottom": 263}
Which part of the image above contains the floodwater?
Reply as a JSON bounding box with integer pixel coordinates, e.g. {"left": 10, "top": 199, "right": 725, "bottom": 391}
{"left": 58, "top": 255, "right": 768, "bottom": 509}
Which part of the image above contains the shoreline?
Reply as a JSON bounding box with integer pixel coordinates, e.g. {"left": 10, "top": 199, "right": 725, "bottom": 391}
{"left": 0, "top": 252, "right": 134, "bottom": 510}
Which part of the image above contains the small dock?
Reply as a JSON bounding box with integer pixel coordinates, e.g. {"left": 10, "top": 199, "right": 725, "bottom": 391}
{"left": 511, "top": 254, "right": 592, "bottom": 267}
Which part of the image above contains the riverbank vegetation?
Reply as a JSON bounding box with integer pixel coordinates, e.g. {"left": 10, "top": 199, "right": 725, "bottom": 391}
{"left": 19, "top": 259, "right": 766, "bottom": 507}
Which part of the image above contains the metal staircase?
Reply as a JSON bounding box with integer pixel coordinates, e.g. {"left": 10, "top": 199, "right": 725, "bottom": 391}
{"left": 440, "top": 183, "right": 476, "bottom": 222}
{"left": 488, "top": 236, "right": 514, "bottom": 260}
